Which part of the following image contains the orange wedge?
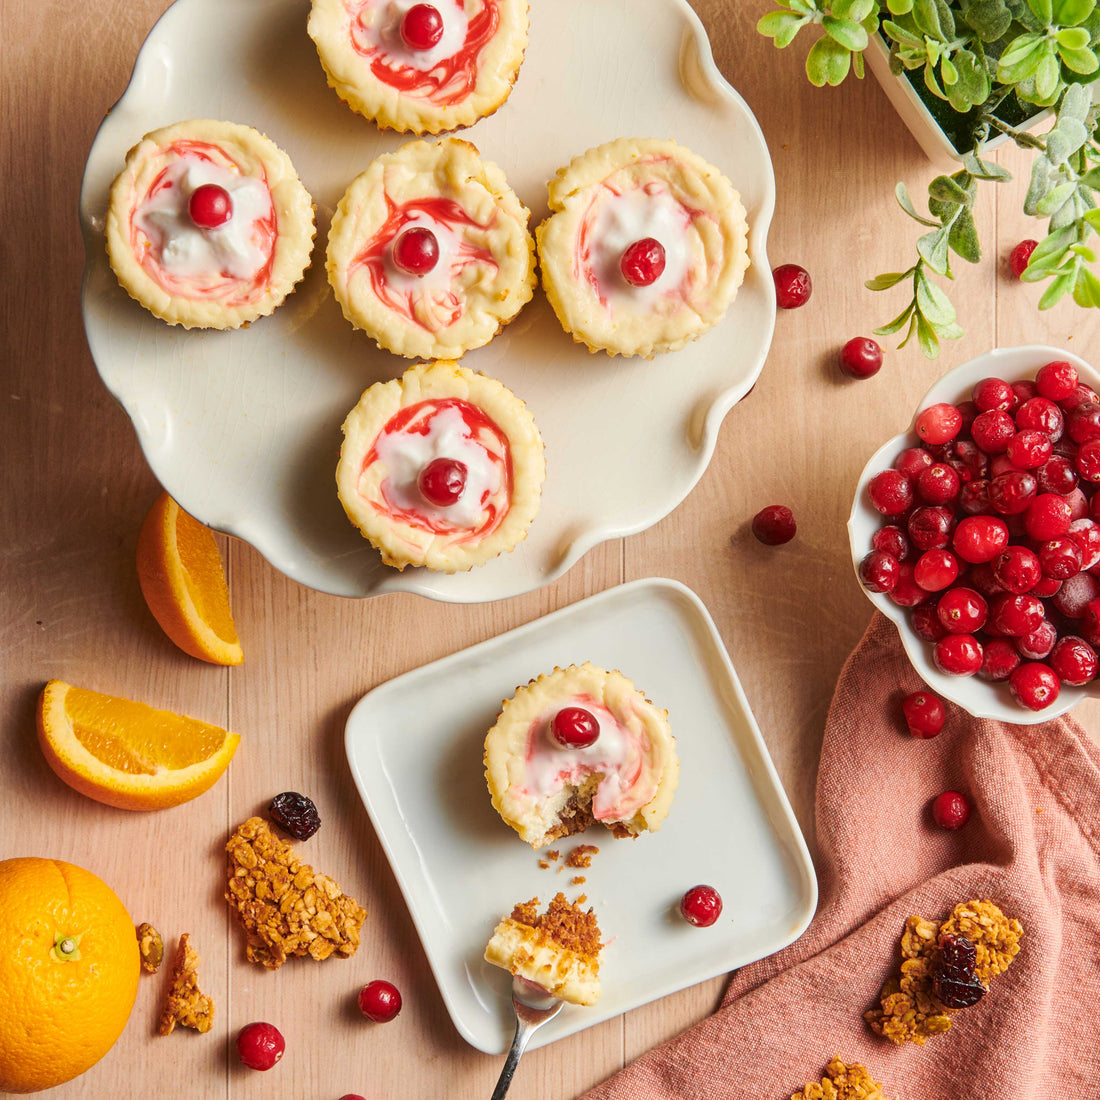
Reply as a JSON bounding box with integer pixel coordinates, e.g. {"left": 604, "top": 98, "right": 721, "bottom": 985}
{"left": 36, "top": 679, "right": 241, "bottom": 811}
{"left": 136, "top": 491, "right": 243, "bottom": 665}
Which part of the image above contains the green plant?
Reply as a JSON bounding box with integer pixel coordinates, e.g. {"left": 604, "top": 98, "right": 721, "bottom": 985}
{"left": 757, "top": 0, "right": 1100, "bottom": 356}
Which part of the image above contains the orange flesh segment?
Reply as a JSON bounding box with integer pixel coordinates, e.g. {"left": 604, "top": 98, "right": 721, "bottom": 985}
{"left": 175, "top": 509, "right": 239, "bottom": 645}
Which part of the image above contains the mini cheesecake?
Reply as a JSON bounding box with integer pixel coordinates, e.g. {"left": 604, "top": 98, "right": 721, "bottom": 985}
{"left": 327, "top": 138, "right": 535, "bottom": 360}
{"left": 537, "top": 137, "right": 749, "bottom": 358}
{"left": 308, "top": 0, "right": 528, "bottom": 134}
{"left": 484, "top": 663, "right": 679, "bottom": 848}
{"left": 484, "top": 893, "right": 602, "bottom": 1006}
{"left": 105, "top": 119, "right": 315, "bottom": 329}
{"left": 337, "top": 360, "right": 545, "bottom": 572}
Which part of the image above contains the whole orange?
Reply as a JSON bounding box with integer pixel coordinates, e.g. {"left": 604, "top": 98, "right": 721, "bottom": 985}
{"left": 0, "top": 858, "right": 140, "bottom": 1093}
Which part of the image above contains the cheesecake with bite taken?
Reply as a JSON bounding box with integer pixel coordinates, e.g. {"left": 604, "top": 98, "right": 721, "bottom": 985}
{"left": 308, "top": 0, "right": 529, "bottom": 134}
{"left": 105, "top": 119, "right": 315, "bottom": 330}
{"left": 484, "top": 893, "right": 602, "bottom": 1006}
{"left": 337, "top": 360, "right": 544, "bottom": 572}
{"left": 484, "top": 662, "right": 678, "bottom": 848}
{"left": 537, "top": 137, "right": 749, "bottom": 358}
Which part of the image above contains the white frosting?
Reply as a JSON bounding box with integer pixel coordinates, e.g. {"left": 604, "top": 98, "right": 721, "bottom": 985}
{"left": 351, "top": 0, "right": 470, "bottom": 71}
{"left": 134, "top": 159, "right": 273, "bottom": 280}
{"left": 582, "top": 185, "right": 692, "bottom": 309}
{"left": 373, "top": 403, "right": 504, "bottom": 527}
{"left": 383, "top": 211, "right": 469, "bottom": 298}
{"left": 522, "top": 698, "right": 647, "bottom": 821}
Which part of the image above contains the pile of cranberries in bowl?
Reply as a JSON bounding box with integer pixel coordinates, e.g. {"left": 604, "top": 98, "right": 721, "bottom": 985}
{"left": 857, "top": 357, "right": 1100, "bottom": 713}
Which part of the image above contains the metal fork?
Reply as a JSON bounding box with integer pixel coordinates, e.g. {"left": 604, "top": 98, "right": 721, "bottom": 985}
{"left": 490, "top": 978, "right": 565, "bottom": 1100}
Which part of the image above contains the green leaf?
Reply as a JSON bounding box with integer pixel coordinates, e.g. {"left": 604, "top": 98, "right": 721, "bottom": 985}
{"left": 947, "top": 50, "right": 992, "bottom": 108}
{"left": 881, "top": 18, "right": 924, "bottom": 46}
{"left": 1027, "top": 0, "right": 1054, "bottom": 22}
{"left": 1070, "top": 243, "right": 1099, "bottom": 261}
{"left": 865, "top": 270, "right": 913, "bottom": 290}
{"left": 1039, "top": 269, "right": 1075, "bottom": 308}
{"left": 1037, "top": 179, "right": 1079, "bottom": 215}
{"left": 758, "top": 11, "right": 810, "bottom": 46}
{"left": 887, "top": 0, "right": 914, "bottom": 11}
{"left": 918, "top": 226, "right": 953, "bottom": 274}
{"left": 874, "top": 301, "right": 917, "bottom": 335}
{"left": 928, "top": 174, "right": 972, "bottom": 204}
{"left": 823, "top": 15, "right": 869, "bottom": 50}
{"left": 1057, "top": 26, "right": 1092, "bottom": 47}
{"left": 913, "top": 0, "right": 947, "bottom": 37}
{"left": 923, "top": 57, "right": 948, "bottom": 98}
{"left": 997, "top": 31, "right": 1044, "bottom": 70}
{"left": 1058, "top": 43, "right": 1100, "bottom": 72}
{"left": 965, "top": 0, "right": 1015, "bottom": 39}
{"left": 1083, "top": 208, "right": 1100, "bottom": 231}
{"left": 915, "top": 272, "right": 958, "bottom": 323}
{"left": 1034, "top": 45, "right": 1064, "bottom": 101}
{"left": 1080, "top": 267, "right": 1100, "bottom": 307}
{"left": 940, "top": 55, "right": 959, "bottom": 85}
{"left": 895, "top": 181, "right": 941, "bottom": 226}
{"left": 1047, "top": 116, "right": 1090, "bottom": 164}
{"left": 1029, "top": 224, "right": 1079, "bottom": 265}
{"left": 948, "top": 207, "right": 983, "bottom": 262}
{"left": 836, "top": 0, "right": 877, "bottom": 21}
{"left": 915, "top": 311, "right": 943, "bottom": 358}
{"left": 806, "top": 36, "right": 854, "bottom": 85}
{"left": 1053, "top": 0, "right": 1096, "bottom": 26}
{"left": 963, "top": 151, "right": 1013, "bottom": 180}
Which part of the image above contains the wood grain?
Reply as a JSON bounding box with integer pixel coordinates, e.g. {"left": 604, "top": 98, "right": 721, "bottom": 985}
{"left": 3, "top": 0, "right": 1099, "bottom": 1097}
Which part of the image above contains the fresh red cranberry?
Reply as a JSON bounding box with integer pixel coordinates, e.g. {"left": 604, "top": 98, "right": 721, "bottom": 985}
{"left": 988, "top": 470, "right": 1038, "bottom": 515}
{"left": 1049, "top": 635, "right": 1099, "bottom": 685}
{"left": 911, "top": 603, "right": 948, "bottom": 642}
{"left": 1024, "top": 493, "right": 1072, "bottom": 541}
{"left": 908, "top": 506, "right": 955, "bottom": 551}
{"left": 888, "top": 561, "right": 930, "bottom": 607}
{"left": 1067, "top": 403, "right": 1100, "bottom": 444}
{"left": 1012, "top": 379, "right": 1039, "bottom": 407}
{"left": 991, "top": 545, "right": 1041, "bottom": 593}
{"left": 858, "top": 550, "right": 900, "bottom": 593}
{"left": 979, "top": 637, "right": 1021, "bottom": 681}
{"left": 894, "top": 446, "right": 935, "bottom": 481}
{"left": 1036, "top": 455, "right": 1077, "bottom": 494}
{"left": 972, "top": 377, "right": 1013, "bottom": 412}
{"left": 680, "top": 884, "right": 723, "bottom": 927}
{"left": 952, "top": 515, "right": 1009, "bottom": 563}
{"left": 751, "top": 504, "right": 796, "bottom": 545}
{"left": 917, "top": 463, "right": 961, "bottom": 505}
{"left": 1033, "top": 575, "right": 1063, "bottom": 598}
{"left": 1036, "top": 360, "right": 1079, "bottom": 402}
{"left": 340, "top": 1096, "right": 368, "bottom": 1100}
{"left": 873, "top": 525, "right": 911, "bottom": 561}
{"left": 1068, "top": 518, "right": 1100, "bottom": 569}
{"left": 915, "top": 403, "right": 963, "bottom": 446}
{"left": 988, "top": 453, "right": 1020, "bottom": 479}
{"left": 188, "top": 183, "right": 233, "bottom": 229}
{"left": 952, "top": 440, "right": 989, "bottom": 479}
{"left": 392, "top": 226, "right": 440, "bottom": 275}
{"left": 966, "top": 560, "right": 1004, "bottom": 598}
{"left": 934, "top": 634, "right": 983, "bottom": 675}
{"left": 914, "top": 549, "right": 958, "bottom": 591}
{"left": 1076, "top": 439, "right": 1100, "bottom": 483}
{"left": 1006, "top": 430, "right": 1052, "bottom": 469}
{"left": 237, "top": 1022, "right": 285, "bottom": 1070}
{"left": 932, "top": 790, "right": 971, "bottom": 829}
{"left": 1009, "top": 239, "right": 1038, "bottom": 278}
{"left": 1017, "top": 619, "right": 1057, "bottom": 660}
{"left": 937, "top": 587, "right": 988, "bottom": 634}
{"left": 621, "top": 238, "right": 666, "bottom": 287}
{"left": 971, "top": 409, "right": 1016, "bottom": 454}
{"left": 1061, "top": 383, "right": 1100, "bottom": 412}
{"left": 1053, "top": 570, "right": 1100, "bottom": 617}
{"left": 991, "top": 593, "right": 1045, "bottom": 636}
{"left": 400, "top": 3, "right": 444, "bottom": 48}
{"left": 1039, "top": 536, "right": 1083, "bottom": 580}
{"left": 839, "top": 337, "right": 883, "bottom": 379}
{"left": 868, "top": 470, "right": 915, "bottom": 517}
{"left": 358, "top": 980, "right": 402, "bottom": 1022}
{"left": 958, "top": 479, "right": 992, "bottom": 516}
{"left": 1084, "top": 598, "right": 1100, "bottom": 641}
{"left": 418, "top": 457, "right": 467, "bottom": 506}
{"left": 1064, "top": 486, "right": 1089, "bottom": 520}
{"left": 772, "top": 263, "right": 811, "bottom": 308}
{"left": 901, "top": 691, "right": 946, "bottom": 737}
{"left": 550, "top": 706, "right": 599, "bottom": 748}
{"left": 1009, "top": 662, "right": 1061, "bottom": 710}
{"left": 1016, "top": 397, "right": 1064, "bottom": 440}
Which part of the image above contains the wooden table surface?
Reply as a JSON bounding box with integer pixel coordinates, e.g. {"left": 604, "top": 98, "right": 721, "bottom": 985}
{"left": 5, "top": 1, "right": 1100, "bottom": 1097}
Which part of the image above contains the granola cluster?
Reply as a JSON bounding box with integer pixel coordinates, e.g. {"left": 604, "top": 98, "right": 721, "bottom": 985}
{"left": 792, "top": 1056, "right": 891, "bottom": 1100}
{"left": 136, "top": 921, "right": 164, "bottom": 974}
{"left": 865, "top": 899, "right": 1023, "bottom": 1045}
{"left": 157, "top": 933, "right": 214, "bottom": 1035}
{"left": 511, "top": 893, "right": 602, "bottom": 957}
{"left": 225, "top": 816, "right": 367, "bottom": 969}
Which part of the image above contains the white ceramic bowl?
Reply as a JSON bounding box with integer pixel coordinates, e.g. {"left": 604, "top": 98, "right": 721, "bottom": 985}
{"left": 848, "top": 345, "right": 1100, "bottom": 724}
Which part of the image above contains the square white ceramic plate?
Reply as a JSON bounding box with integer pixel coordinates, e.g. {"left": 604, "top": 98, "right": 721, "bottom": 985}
{"left": 344, "top": 578, "right": 817, "bottom": 1053}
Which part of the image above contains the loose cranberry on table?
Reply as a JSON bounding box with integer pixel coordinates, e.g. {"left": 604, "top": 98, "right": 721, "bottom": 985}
{"left": 550, "top": 706, "right": 599, "bottom": 749}
{"left": 1008, "top": 662, "right": 1061, "bottom": 710}
{"left": 680, "top": 885, "right": 723, "bottom": 927}
{"left": 188, "top": 183, "right": 233, "bottom": 229}
{"left": 401, "top": 3, "right": 444, "bottom": 49}
{"left": 392, "top": 226, "right": 440, "bottom": 275}
{"left": 237, "top": 1022, "right": 285, "bottom": 1071}
{"left": 1009, "top": 239, "right": 1038, "bottom": 278}
{"left": 772, "top": 263, "right": 811, "bottom": 309}
{"left": 901, "top": 690, "right": 945, "bottom": 737}
{"left": 621, "top": 238, "right": 666, "bottom": 287}
{"left": 931, "top": 790, "right": 971, "bottom": 830}
{"left": 358, "top": 980, "right": 402, "bottom": 1023}
{"left": 751, "top": 504, "right": 796, "bottom": 545}
{"left": 838, "top": 337, "right": 883, "bottom": 379}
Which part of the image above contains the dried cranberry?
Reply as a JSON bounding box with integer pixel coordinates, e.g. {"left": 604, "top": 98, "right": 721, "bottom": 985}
{"left": 269, "top": 791, "right": 322, "bottom": 840}
{"left": 1009, "top": 239, "right": 1038, "bottom": 278}
{"left": 932, "top": 932, "right": 986, "bottom": 1007}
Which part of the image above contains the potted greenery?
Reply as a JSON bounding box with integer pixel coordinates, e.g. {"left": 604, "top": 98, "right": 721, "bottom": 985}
{"left": 757, "top": 0, "right": 1100, "bottom": 357}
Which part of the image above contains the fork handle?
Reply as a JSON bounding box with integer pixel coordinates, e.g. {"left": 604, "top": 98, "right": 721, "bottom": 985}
{"left": 490, "top": 1019, "right": 534, "bottom": 1100}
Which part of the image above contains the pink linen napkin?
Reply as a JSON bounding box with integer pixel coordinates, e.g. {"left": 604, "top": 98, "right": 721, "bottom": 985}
{"left": 581, "top": 611, "right": 1100, "bottom": 1100}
